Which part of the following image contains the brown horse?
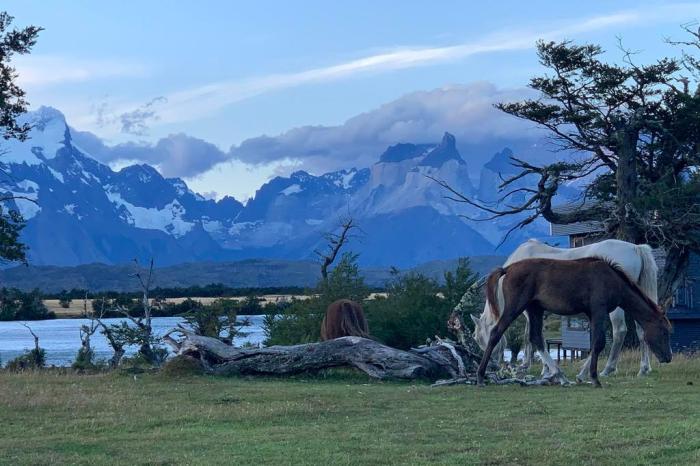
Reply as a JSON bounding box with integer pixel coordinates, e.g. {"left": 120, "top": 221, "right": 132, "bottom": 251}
{"left": 320, "top": 299, "right": 370, "bottom": 340}
{"left": 477, "top": 257, "right": 672, "bottom": 387}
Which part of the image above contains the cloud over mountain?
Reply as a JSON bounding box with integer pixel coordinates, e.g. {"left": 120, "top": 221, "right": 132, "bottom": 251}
{"left": 72, "top": 131, "right": 229, "bottom": 178}
{"left": 74, "top": 83, "right": 542, "bottom": 179}
{"left": 229, "top": 82, "right": 540, "bottom": 173}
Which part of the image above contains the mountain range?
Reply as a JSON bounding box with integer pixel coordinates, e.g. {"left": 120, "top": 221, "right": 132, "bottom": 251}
{"left": 0, "top": 107, "right": 574, "bottom": 270}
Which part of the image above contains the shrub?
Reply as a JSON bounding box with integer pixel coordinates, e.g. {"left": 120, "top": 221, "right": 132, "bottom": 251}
{"left": 367, "top": 259, "right": 481, "bottom": 350}
{"left": 264, "top": 298, "right": 325, "bottom": 345}
{"left": 6, "top": 348, "right": 45, "bottom": 371}
{"left": 366, "top": 273, "right": 447, "bottom": 350}
{"left": 160, "top": 355, "right": 204, "bottom": 377}
{"left": 72, "top": 347, "right": 107, "bottom": 371}
{"left": 182, "top": 298, "right": 241, "bottom": 342}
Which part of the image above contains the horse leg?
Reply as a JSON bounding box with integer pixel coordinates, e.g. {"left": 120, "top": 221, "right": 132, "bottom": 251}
{"left": 477, "top": 312, "right": 520, "bottom": 386}
{"left": 636, "top": 321, "right": 652, "bottom": 376}
{"left": 589, "top": 314, "right": 608, "bottom": 388}
{"left": 598, "top": 307, "right": 627, "bottom": 376}
{"left": 527, "top": 308, "right": 567, "bottom": 384}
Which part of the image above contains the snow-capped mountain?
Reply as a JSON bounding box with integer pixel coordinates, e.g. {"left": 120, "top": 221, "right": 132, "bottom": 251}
{"left": 0, "top": 107, "right": 566, "bottom": 267}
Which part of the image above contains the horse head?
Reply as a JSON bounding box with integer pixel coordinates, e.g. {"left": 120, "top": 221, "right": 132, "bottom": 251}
{"left": 642, "top": 313, "right": 673, "bottom": 364}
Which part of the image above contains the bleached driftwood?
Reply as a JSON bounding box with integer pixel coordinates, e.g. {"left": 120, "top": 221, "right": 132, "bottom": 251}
{"left": 164, "top": 328, "right": 494, "bottom": 381}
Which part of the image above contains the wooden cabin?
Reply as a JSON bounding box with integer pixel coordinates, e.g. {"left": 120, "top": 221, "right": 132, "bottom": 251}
{"left": 551, "top": 219, "right": 700, "bottom": 353}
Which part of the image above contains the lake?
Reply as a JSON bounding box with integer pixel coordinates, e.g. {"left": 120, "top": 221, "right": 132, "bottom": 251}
{"left": 0, "top": 316, "right": 266, "bottom": 367}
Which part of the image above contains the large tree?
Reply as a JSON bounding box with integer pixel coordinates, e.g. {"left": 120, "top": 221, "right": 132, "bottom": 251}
{"left": 0, "top": 12, "right": 42, "bottom": 263}
{"left": 437, "top": 27, "right": 700, "bottom": 306}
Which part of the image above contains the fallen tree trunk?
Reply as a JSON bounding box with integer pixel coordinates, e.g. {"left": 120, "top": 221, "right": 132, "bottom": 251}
{"left": 165, "top": 328, "right": 495, "bottom": 381}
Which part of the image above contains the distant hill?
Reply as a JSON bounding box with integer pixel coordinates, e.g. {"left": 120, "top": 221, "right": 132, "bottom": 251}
{"left": 0, "top": 256, "right": 505, "bottom": 293}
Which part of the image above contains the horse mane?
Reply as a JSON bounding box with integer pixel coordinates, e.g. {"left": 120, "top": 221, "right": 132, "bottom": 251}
{"left": 575, "top": 257, "right": 663, "bottom": 316}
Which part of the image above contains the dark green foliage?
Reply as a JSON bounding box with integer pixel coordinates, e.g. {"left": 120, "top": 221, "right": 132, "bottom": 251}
{"left": 6, "top": 348, "right": 45, "bottom": 371}
{"left": 263, "top": 298, "right": 325, "bottom": 345}
{"left": 44, "top": 282, "right": 304, "bottom": 299}
{"left": 182, "top": 298, "right": 242, "bottom": 342}
{"left": 264, "top": 253, "right": 370, "bottom": 345}
{"left": 317, "top": 253, "right": 370, "bottom": 303}
{"left": 366, "top": 273, "right": 445, "bottom": 350}
{"left": 237, "top": 295, "right": 263, "bottom": 315}
{"left": 0, "top": 13, "right": 42, "bottom": 264}
{"left": 71, "top": 347, "right": 102, "bottom": 371}
{"left": 442, "top": 258, "right": 480, "bottom": 310}
{"left": 0, "top": 287, "right": 54, "bottom": 320}
{"left": 58, "top": 290, "right": 71, "bottom": 309}
{"left": 165, "top": 297, "right": 203, "bottom": 315}
{"left": 367, "top": 258, "right": 481, "bottom": 350}
{"left": 0, "top": 207, "right": 27, "bottom": 264}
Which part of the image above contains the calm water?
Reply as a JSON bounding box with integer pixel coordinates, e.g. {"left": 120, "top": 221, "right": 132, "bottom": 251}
{"left": 0, "top": 315, "right": 266, "bottom": 367}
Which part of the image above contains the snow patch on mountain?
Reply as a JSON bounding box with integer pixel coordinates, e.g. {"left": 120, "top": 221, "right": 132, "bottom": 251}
{"left": 281, "top": 184, "right": 302, "bottom": 195}
{"left": 106, "top": 190, "right": 194, "bottom": 237}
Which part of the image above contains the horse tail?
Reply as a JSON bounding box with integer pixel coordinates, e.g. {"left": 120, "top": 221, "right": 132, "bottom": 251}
{"left": 486, "top": 267, "right": 506, "bottom": 319}
{"left": 636, "top": 244, "right": 659, "bottom": 304}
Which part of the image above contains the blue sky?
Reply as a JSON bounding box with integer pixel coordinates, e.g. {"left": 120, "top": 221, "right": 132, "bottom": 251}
{"left": 5, "top": 1, "right": 700, "bottom": 200}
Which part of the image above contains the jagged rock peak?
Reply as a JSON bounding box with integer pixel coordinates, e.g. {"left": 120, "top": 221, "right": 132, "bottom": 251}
{"left": 378, "top": 143, "right": 434, "bottom": 163}
{"left": 483, "top": 147, "right": 516, "bottom": 173}
{"left": 420, "top": 132, "right": 465, "bottom": 167}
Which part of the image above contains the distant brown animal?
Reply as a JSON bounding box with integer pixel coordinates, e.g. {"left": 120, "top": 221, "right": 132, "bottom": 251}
{"left": 477, "top": 257, "right": 672, "bottom": 387}
{"left": 320, "top": 299, "right": 369, "bottom": 340}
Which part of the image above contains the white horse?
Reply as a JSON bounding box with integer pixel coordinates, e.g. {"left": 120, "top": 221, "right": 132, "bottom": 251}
{"left": 470, "top": 238, "right": 658, "bottom": 382}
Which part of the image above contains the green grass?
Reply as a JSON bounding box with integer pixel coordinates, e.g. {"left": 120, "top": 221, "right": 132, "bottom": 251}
{"left": 1, "top": 353, "right": 700, "bottom": 465}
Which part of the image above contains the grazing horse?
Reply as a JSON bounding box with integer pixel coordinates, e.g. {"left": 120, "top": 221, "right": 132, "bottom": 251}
{"left": 320, "top": 299, "right": 369, "bottom": 340}
{"left": 470, "top": 239, "right": 658, "bottom": 380}
{"left": 476, "top": 258, "right": 672, "bottom": 387}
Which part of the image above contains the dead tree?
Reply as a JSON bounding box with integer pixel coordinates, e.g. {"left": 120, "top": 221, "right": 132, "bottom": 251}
{"left": 19, "top": 322, "right": 44, "bottom": 368}
{"left": 109, "top": 258, "right": 162, "bottom": 364}
{"left": 315, "top": 216, "right": 359, "bottom": 280}
{"left": 75, "top": 293, "right": 99, "bottom": 366}
{"left": 20, "top": 322, "right": 39, "bottom": 353}
{"left": 165, "top": 329, "right": 493, "bottom": 381}
{"left": 93, "top": 297, "right": 125, "bottom": 368}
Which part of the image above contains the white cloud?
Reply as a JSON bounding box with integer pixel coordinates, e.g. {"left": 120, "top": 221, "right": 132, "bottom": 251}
{"left": 89, "top": 5, "right": 693, "bottom": 131}
{"left": 14, "top": 55, "right": 148, "bottom": 87}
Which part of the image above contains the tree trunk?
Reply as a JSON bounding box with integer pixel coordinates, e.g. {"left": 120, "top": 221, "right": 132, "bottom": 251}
{"left": 615, "top": 128, "right": 640, "bottom": 243}
{"left": 165, "top": 330, "right": 495, "bottom": 381}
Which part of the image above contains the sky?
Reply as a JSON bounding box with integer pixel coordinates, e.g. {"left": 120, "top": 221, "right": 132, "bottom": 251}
{"left": 4, "top": 1, "right": 700, "bottom": 201}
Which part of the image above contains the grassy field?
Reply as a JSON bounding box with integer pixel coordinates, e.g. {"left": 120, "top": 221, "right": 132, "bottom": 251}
{"left": 1, "top": 353, "right": 699, "bottom": 465}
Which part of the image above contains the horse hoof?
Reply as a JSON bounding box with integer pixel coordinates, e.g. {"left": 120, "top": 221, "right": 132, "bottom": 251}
{"left": 637, "top": 368, "right": 651, "bottom": 377}
{"left": 600, "top": 367, "right": 616, "bottom": 377}
{"left": 593, "top": 380, "right": 603, "bottom": 388}
{"left": 575, "top": 376, "right": 585, "bottom": 384}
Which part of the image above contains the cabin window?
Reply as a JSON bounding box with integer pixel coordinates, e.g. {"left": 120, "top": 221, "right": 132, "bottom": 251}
{"left": 571, "top": 236, "right": 586, "bottom": 248}
{"left": 674, "top": 279, "right": 694, "bottom": 308}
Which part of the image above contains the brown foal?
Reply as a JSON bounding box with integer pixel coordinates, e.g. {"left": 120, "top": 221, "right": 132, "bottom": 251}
{"left": 477, "top": 257, "right": 672, "bottom": 387}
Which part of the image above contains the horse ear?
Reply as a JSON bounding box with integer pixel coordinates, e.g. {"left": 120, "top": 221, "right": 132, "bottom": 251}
{"left": 470, "top": 314, "right": 480, "bottom": 325}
